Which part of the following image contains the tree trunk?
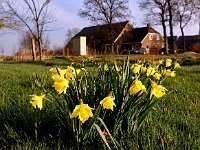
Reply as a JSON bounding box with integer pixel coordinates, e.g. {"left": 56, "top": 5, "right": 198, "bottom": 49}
{"left": 180, "top": 26, "right": 185, "bottom": 53}
{"left": 31, "top": 38, "right": 36, "bottom": 61}
{"left": 38, "top": 38, "right": 42, "bottom": 61}
{"left": 167, "top": 0, "right": 175, "bottom": 53}
{"left": 161, "top": 14, "right": 169, "bottom": 54}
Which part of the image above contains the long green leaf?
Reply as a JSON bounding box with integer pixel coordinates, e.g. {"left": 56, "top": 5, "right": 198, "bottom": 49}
{"left": 97, "top": 117, "right": 119, "bottom": 149}
{"left": 93, "top": 123, "right": 111, "bottom": 150}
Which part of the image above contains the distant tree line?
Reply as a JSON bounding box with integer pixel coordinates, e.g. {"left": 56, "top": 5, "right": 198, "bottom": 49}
{"left": 1, "top": 0, "right": 199, "bottom": 59}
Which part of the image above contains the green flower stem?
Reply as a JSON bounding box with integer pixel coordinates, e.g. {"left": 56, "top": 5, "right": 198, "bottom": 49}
{"left": 48, "top": 93, "right": 70, "bottom": 125}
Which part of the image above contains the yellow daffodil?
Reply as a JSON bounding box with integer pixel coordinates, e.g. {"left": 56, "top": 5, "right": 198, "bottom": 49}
{"left": 50, "top": 67, "right": 67, "bottom": 78}
{"left": 153, "top": 72, "right": 162, "bottom": 80}
{"left": 50, "top": 67, "right": 59, "bottom": 75}
{"left": 132, "top": 64, "right": 141, "bottom": 74}
{"left": 70, "top": 100, "right": 93, "bottom": 123}
{"left": 50, "top": 66, "right": 80, "bottom": 80}
{"left": 164, "top": 70, "right": 176, "bottom": 77}
{"left": 76, "top": 69, "right": 81, "bottom": 75}
{"left": 166, "top": 59, "right": 172, "bottom": 67}
{"left": 141, "top": 66, "right": 147, "bottom": 74}
{"left": 153, "top": 65, "right": 159, "bottom": 70}
{"left": 64, "top": 66, "right": 76, "bottom": 80}
{"left": 104, "top": 64, "right": 109, "bottom": 71}
{"left": 115, "top": 63, "right": 120, "bottom": 72}
{"left": 171, "top": 71, "right": 176, "bottom": 77}
{"left": 115, "top": 65, "right": 120, "bottom": 72}
{"left": 52, "top": 76, "right": 69, "bottom": 94}
{"left": 150, "top": 81, "right": 167, "bottom": 99}
{"left": 30, "top": 94, "right": 45, "bottom": 110}
{"left": 158, "top": 60, "right": 163, "bottom": 65}
{"left": 100, "top": 96, "right": 116, "bottom": 111}
{"left": 146, "top": 67, "right": 156, "bottom": 76}
{"left": 174, "top": 62, "right": 181, "bottom": 69}
{"left": 129, "top": 79, "right": 146, "bottom": 96}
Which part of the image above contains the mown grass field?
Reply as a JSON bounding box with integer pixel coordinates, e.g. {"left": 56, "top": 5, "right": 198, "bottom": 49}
{"left": 0, "top": 55, "right": 200, "bottom": 149}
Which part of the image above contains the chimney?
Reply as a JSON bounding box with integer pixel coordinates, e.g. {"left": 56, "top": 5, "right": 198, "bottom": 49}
{"left": 147, "top": 24, "right": 150, "bottom": 28}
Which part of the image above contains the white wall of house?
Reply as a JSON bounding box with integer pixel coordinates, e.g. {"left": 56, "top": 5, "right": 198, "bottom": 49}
{"left": 73, "top": 36, "right": 87, "bottom": 55}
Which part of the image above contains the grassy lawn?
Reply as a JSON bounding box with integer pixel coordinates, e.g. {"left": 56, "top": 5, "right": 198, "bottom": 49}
{"left": 0, "top": 58, "right": 199, "bottom": 149}
{"left": 134, "top": 65, "right": 200, "bottom": 149}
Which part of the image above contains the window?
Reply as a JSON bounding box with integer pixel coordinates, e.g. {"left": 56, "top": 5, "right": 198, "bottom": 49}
{"left": 149, "top": 35, "right": 153, "bottom": 40}
{"left": 156, "top": 35, "right": 160, "bottom": 40}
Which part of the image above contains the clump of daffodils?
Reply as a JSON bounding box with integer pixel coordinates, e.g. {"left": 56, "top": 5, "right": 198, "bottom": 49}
{"left": 129, "top": 59, "right": 180, "bottom": 99}
{"left": 28, "top": 58, "right": 180, "bottom": 149}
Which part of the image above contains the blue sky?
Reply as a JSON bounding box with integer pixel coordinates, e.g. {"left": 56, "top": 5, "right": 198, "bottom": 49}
{"left": 0, "top": 0, "right": 199, "bottom": 55}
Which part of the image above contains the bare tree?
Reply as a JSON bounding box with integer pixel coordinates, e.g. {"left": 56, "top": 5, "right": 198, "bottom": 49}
{"left": 0, "top": 44, "right": 4, "bottom": 56}
{"left": 78, "top": 0, "right": 131, "bottom": 54}
{"left": 173, "top": 0, "right": 197, "bottom": 52}
{"left": 193, "top": 0, "right": 200, "bottom": 42}
{"left": 0, "top": 1, "right": 20, "bottom": 29}
{"left": 18, "top": 31, "right": 36, "bottom": 60}
{"left": 78, "top": 0, "right": 131, "bottom": 24}
{"left": 3, "top": 0, "right": 55, "bottom": 61}
{"left": 138, "top": 0, "right": 169, "bottom": 54}
{"left": 66, "top": 27, "right": 80, "bottom": 44}
{"left": 167, "top": 0, "right": 177, "bottom": 53}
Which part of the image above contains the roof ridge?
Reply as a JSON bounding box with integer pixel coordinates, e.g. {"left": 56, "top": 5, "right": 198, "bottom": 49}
{"left": 82, "top": 21, "right": 130, "bottom": 29}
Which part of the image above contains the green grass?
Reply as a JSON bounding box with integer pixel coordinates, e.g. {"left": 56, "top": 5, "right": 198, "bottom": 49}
{"left": 131, "top": 65, "right": 200, "bottom": 149}
{"left": 0, "top": 61, "right": 200, "bottom": 149}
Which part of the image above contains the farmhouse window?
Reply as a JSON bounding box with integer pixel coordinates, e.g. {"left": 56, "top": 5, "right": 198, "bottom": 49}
{"left": 157, "top": 35, "right": 160, "bottom": 40}
{"left": 149, "top": 35, "right": 153, "bottom": 40}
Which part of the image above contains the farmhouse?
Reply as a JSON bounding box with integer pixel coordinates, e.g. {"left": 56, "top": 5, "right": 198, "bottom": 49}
{"left": 122, "top": 24, "right": 164, "bottom": 54}
{"left": 64, "top": 21, "right": 164, "bottom": 55}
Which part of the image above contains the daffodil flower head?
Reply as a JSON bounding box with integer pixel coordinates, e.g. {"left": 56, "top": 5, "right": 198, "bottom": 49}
{"left": 50, "top": 67, "right": 59, "bottom": 75}
{"left": 153, "top": 65, "right": 159, "bottom": 70}
{"left": 52, "top": 76, "right": 69, "bottom": 94}
{"left": 150, "top": 81, "right": 167, "bottom": 99}
{"left": 164, "top": 69, "right": 176, "bottom": 77}
{"left": 141, "top": 66, "right": 147, "bottom": 74}
{"left": 132, "top": 64, "right": 141, "bottom": 74}
{"left": 146, "top": 67, "right": 156, "bottom": 76}
{"left": 115, "top": 66, "right": 120, "bottom": 72}
{"left": 50, "top": 67, "right": 61, "bottom": 76}
{"left": 153, "top": 72, "right": 162, "bottom": 80}
{"left": 158, "top": 60, "right": 164, "bottom": 65}
{"left": 104, "top": 64, "right": 109, "bottom": 71}
{"left": 100, "top": 95, "right": 116, "bottom": 111}
{"left": 70, "top": 100, "right": 93, "bottom": 123}
{"left": 65, "top": 66, "right": 76, "bottom": 80}
{"left": 50, "top": 67, "right": 68, "bottom": 79}
{"left": 170, "top": 71, "right": 176, "bottom": 77}
{"left": 129, "top": 79, "right": 146, "bottom": 96}
{"left": 114, "top": 62, "right": 120, "bottom": 72}
{"left": 76, "top": 69, "right": 81, "bottom": 75}
{"left": 174, "top": 62, "right": 181, "bottom": 69}
{"left": 165, "top": 59, "right": 172, "bottom": 67}
{"left": 30, "top": 94, "right": 45, "bottom": 110}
